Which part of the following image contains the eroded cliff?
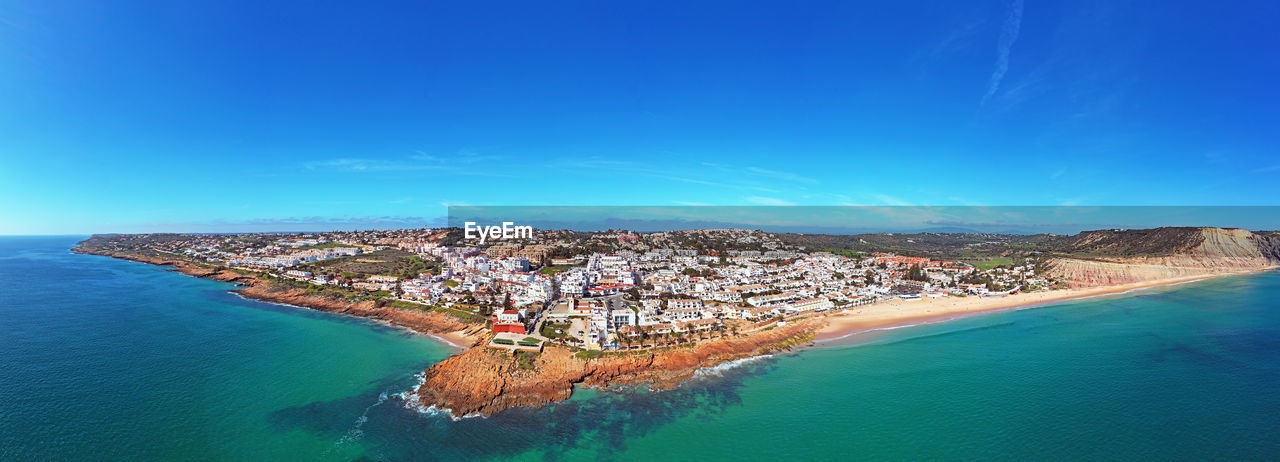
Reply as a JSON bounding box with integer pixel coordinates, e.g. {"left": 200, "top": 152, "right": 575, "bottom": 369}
{"left": 1044, "top": 228, "right": 1280, "bottom": 286}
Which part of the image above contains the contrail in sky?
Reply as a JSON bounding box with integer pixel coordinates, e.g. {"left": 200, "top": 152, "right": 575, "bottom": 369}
{"left": 982, "top": 0, "right": 1024, "bottom": 105}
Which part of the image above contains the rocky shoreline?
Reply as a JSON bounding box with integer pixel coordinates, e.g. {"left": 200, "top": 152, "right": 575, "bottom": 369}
{"left": 72, "top": 247, "right": 487, "bottom": 346}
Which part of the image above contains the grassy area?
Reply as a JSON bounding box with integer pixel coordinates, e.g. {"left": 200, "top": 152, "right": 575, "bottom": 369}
{"left": 972, "top": 257, "right": 1013, "bottom": 270}
{"left": 514, "top": 350, "right": 538, "bottom": 370}
{"left": 574, "top": 349, "right": 606, "bottom": 359}
{"left": 762, "top": 332, "right": 815, "bottom": 353}
{"left": 538, "top": 264, "right": 574, "bottom": 275}
{"left": 540, "top": 321, "right": 571, "bottom": 340}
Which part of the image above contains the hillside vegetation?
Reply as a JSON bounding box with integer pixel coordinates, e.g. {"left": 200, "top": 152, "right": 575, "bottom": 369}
{"left": 778, "top": 232, "right": 1057, "bottom": 262}
{"left": 296, "top": 248, "right": 439, "bottom": 279}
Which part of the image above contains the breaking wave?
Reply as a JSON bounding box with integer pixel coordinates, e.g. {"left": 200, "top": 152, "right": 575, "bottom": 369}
{"left": 690, "top": 354, "right": 774, "bottom": 380}
{"left": 395, "top": 371, "right": 485, "bottom": 421}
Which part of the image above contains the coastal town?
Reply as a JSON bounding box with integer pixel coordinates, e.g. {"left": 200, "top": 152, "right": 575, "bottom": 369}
{"left": 85, "top": 228, "right": 1054, "bottom": 352}
{"left": 73, "top": 226, "right": 1280, "bottom": 419}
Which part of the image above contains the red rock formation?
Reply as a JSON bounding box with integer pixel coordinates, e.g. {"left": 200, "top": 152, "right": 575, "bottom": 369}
{"left": 410, "top": 320, "right": 820, "bottom": 417}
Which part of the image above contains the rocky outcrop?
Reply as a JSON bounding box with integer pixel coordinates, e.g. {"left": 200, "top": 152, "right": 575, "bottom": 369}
{"left": 408, "top": 320, "right": 821, "bottom": 417}
{"left": 1044, "top": 228, "right": 1280, "bottom": 286}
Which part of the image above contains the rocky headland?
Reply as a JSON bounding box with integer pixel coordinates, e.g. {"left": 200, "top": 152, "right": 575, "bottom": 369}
{"left": 405, "top": 319, "right": 820, "bottom": 417}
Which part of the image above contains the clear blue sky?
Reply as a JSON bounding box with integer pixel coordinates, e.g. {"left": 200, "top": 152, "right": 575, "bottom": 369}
{"left": 1, "top": 1, "right": 1277, "bottom": 234}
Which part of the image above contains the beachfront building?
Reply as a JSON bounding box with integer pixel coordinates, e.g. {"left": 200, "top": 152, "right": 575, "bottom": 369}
{"left": 492, "top": 309, "right": 526, "bottom": 334}
{"left": 545, "top": 297, "right": 594, "bottom": 321}
{"left": 784, "top": 297, "right": 835, "bottom": 314}
{"left": 668, "top": 298, "right": 704, "bottom": 310}
{"left": 747, "top": 291, "right": 799, "bottom": 307}
{"left": 663, "top": 307, "right": 706, "bottom": 322}
{"left": 745, "top": 306, "right": 779, "bottom": 321}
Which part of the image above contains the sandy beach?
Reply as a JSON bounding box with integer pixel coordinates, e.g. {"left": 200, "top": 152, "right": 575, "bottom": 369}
{"left": 814, "top": 268, "right": 1274, "bottom": 343}
{"left": 431, "top": 329, "right": 485, "bottom": 350}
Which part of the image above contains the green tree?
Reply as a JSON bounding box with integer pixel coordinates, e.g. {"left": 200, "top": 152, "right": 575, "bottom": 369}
{"left": 906, "top": 263, "right": 929, "bottom": 282}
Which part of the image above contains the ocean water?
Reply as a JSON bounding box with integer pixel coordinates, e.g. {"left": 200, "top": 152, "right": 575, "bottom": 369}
{"left": 3, "top": 236, "right": 1280, "bottom": 460}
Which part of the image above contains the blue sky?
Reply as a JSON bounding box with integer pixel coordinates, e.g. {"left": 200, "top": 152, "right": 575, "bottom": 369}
{"left": 1, "top": 1, "right": 1277, "bottom": 234}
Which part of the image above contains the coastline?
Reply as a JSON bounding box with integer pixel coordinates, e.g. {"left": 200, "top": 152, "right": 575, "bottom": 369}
{"left": 72, "top": 247, "right": 486, "bottom": 350}
{"left": 813, "top": 268, "right": 1274, "bottom": 345}
{"left": 72, "top": 243, "right": 1277, "bottom": 418}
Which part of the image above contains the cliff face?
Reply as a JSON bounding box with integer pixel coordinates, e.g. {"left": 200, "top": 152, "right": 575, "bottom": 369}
{"left": 408, "top": 320, "right": 820, "bottom": 417}
{"left": 1044, "top": 228, "right": 1280, "bottom": 286}
{"left": 75, "top": 248, "right": 484, "bottom": 343}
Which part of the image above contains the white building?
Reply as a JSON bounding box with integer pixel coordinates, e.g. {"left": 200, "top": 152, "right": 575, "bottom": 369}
{"left": 668, "top": 298, "right": 704, "bottom": 310}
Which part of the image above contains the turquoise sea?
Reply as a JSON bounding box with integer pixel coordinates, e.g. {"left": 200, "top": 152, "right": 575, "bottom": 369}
{"left": 3, "top": 236, "right": 1279, "bottom": 460}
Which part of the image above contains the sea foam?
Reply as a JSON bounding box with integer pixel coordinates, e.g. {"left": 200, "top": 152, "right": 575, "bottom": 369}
{"left": 690, "top": 354, "right": 774, "bottom": 380}
{"left": 395, "top": 371, "right": 485, "bottom": 421}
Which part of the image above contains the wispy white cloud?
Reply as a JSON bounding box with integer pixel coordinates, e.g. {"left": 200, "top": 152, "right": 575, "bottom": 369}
{"left": 873, "top": 194, "right": 914, "bottom": 206}
{"left": 945, "top": 196, "right": 983, "bottom": 206}
{"left": 558, "top": 158, "right": 814, "bottom": 195}
{"left": 306, "top": 151, "right": 512, "bottom": 176}
{"left": 745, "top": 196, "right": 795, "bottom": 206}
{"left": 920, "top": 20, "right": 983, "bottom": 63}
{"left": 131, "top": 216, "right": 446, "bottom": 233}
{"left": 744, "top": 166, "right": 819, "bottom": 184}
{"left": 305, "top": 158, "right": 422, "bottom": 172}
{"left": 413, "top": 150, "right": 503, "bottom": 164}
{"left": 695, "top": 162, "right": 820, "bottom": 185}
{"left": 982, "top": 0, "right": 1024, "bottom": 105}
